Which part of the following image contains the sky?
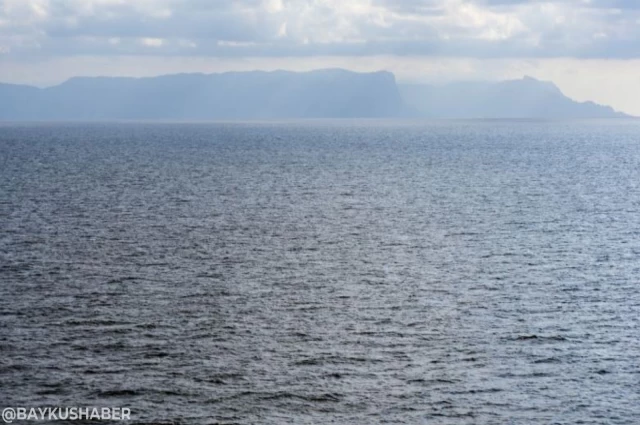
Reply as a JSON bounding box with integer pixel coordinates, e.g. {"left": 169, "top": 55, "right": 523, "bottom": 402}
{"left": 1, "top": 0, "right": 640, "bottom": 115}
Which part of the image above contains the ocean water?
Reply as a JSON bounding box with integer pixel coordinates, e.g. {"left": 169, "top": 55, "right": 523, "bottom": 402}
{"left": 1, "top": 121, "right": 640, "bottom": 424}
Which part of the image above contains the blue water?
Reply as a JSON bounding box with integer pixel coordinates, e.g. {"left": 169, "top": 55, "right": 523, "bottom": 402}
{"left": 1, "top": 120, "right": 640, "bottom": 424}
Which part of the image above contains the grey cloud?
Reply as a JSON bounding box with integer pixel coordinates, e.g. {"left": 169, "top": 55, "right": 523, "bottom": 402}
{"left": 1, "top": 0, "right": 640, "bottom": 59}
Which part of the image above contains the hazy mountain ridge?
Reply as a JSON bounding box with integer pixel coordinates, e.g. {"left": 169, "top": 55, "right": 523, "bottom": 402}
{"left": 0, "top": 70, "right": 631, "bottom": 120}
{"left": 400, "top": 76, "right": 629, "bottom": 119}
{"left": 0, "top": 69, "right": 406, "bottom": 120}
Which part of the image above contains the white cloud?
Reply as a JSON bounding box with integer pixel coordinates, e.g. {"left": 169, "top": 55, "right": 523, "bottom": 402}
{"left": 1, "top": 0, "right": 639, "bottom": 58}
{"left": 264, "top": 0, "right": 284, "bottom": 14}
{"left": 140, "top": 37, "right": 164, "bottom": 47}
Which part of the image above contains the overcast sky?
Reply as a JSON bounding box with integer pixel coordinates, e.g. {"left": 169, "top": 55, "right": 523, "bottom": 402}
{"left": 1, "top": 0, "right": 640, "bottom": 114}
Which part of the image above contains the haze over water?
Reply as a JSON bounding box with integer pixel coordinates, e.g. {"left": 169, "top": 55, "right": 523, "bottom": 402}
{"left": 1, "top": 121, "right": 640, "bottom": 424}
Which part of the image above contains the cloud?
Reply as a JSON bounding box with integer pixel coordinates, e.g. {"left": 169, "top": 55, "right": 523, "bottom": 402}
{"left": 1, "top": 0, "right": 640, "bottom": 58}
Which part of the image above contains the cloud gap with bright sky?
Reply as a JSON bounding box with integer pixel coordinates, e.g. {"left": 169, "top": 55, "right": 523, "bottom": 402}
{"left": 1, "top": 0, "right": 639, "bottom": 114}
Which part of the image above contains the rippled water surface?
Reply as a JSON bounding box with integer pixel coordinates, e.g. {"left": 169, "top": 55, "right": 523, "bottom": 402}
{"left": 2, "top": 121, "right": 640, "bottom": 424}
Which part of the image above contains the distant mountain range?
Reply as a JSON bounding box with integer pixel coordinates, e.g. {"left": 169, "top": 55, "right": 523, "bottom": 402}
{"left": 0, "top": 70, "right": 631, "bottom": 120}
{"left": 399, "top": 76, "right": 629, "bottom": 119}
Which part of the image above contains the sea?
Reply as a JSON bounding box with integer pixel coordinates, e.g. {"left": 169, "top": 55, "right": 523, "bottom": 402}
{"left": 1, "top": 120, "right": 639, "bottom": 424}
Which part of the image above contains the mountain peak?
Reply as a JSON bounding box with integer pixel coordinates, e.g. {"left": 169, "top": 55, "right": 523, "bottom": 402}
{"left": 499, "top": 75, "right": 563, "bottom": 96}
{"left": 399, "top": 77, "right": 629, "bottom": 119}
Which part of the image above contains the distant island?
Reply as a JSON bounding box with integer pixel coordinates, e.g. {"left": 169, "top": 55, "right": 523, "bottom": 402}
{"left": 399, "top": 76, "right": 630, "bottom": 119}
{"left": 0, "top": 69, "right": 631, "bottom": 120}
